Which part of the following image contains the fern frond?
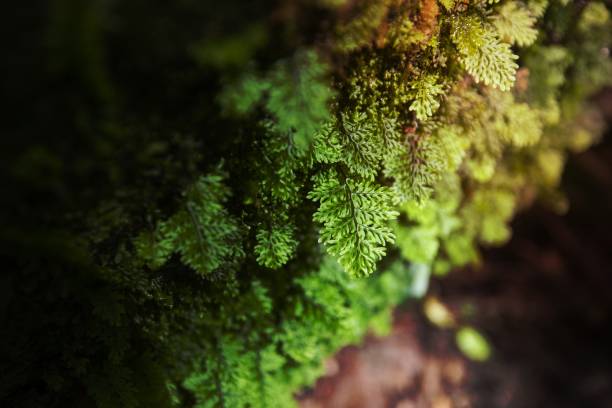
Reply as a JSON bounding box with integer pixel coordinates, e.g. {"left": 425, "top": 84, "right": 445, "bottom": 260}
{"left": 408, "top": 74, "right": 445, "bottom": 121}
{"left": 183, "top": 337, "right": 247, "bottom": 408}
{"left": 259, "top": 121, "right": 308, "bottom": 204}
{"left": 218, "top": 69, "right": 269, "bottom": 116}
{"left": 451, "top": 15, "right": 518, "bottom": 91}
{"left": 335, "top": 0, "right": 392, "bottom": 52}
{"left": 255, "top": 223, "right": 298, "bottom": 269}
{"left": 461, "top": 187, "right": 516, "bottom": 244}
{"left": 526, "top": 0, "right": 549, "bottom": 18}
{"left": 523, "top": 46, "right": 571, "bottom": 109}
{"left": 490, "top": 2, "right": 538, "bottom": 47}
{"left": 495, "top": 102, "right": 542, "bottom": 147}
{"left": 396, "top": 224, "right": 440, "bottom": 264}
{"left": 313, "top": 112, "right": 392, "bottom": 180}
{"left": 266, "top": 51, "right": 334, "bottom": 151}
{"left": 384, "top": 133, "right": 445, "bottom": 204}
{"left": 136, "top": 173, "right": 243, "bottom": 277}
{"left": 308, "top": 170, "right": 398, "bottom": 277}
{"left": 435, "top": 125, "right": 469, "bottom": 171}
{"left": 220, "top": 51, "right": 333, "bottom": 152}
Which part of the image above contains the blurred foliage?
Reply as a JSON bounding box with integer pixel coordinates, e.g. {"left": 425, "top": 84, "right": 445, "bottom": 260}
{"left": 1, "top": 0, "right": 610, "bottom": 406}
{"left": 456, "top": 326, "right": 492, "bottom": 362}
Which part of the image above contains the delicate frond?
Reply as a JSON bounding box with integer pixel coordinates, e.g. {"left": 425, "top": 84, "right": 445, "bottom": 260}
{"left": 313, "top": 112, "right": 395, "bottom": 180}
{"left": 490, "top": 2, "right": 539, "bottom": 47}
{"left": 266, "top": 51, "right": 335, "bottom": 151}
{"left": 220, "top": 51, "right": 334, "bottom": 152}
{"left": 255, "top": 223, "right": 298, "bottom": 269}
{"left": 136, "top": 173, "right": 244, "bottom": 277}
{"left": 384, "top": 133, "right": 445, "bottom": 204}
{"left": 335, "top": 0, "right": 392, "bottom": 52}
{"left": 495, "top": 102, "right": 542, "bottom": 147}
{"left": 408, "top": 74, "right": 445, "bottom": 121}
{"left": 308, "top": 171, "right": 398, "bottom": 277}
{"left": 451, "top": 16, "right": 518, "bottom": 90}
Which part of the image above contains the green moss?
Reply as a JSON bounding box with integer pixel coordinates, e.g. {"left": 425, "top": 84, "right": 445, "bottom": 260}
{"left": 3, "top": 0, "right": 610, "bottom": 406}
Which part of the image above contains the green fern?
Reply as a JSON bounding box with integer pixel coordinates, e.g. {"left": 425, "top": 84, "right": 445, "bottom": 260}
{"left": 526, "top": 0, "right": 549, "bottom": 18}
{"left": 218, "top": 69, "right": 269, "bottom": 116}
{"left": 461, "top": 187, "right": 516, "bottom": 244}
{"left": 220, "top": 50, "right": 333, "bottom": 151}
{"left": 335, "top": 0, "right": 392, "bottom": 52}
{"left": 182, "top": 337, "right": 248, "bottom": 408}
{"left": 490, "top": 2, "right": 539, "bottom": 47}
{"left": 135, "top": 172, "right": 243, "bottom": 277}
{"left": 308, "top": 170, "right": 398, "bottom": 277}
{"left": 313, "top": 113, "right": 400, "bottom": 180}
{"left": 258, "top": 121, "right": 308, "bottom": 205}
{"left": 408, "top": 74, "right": 446, "bottom": 121}
{"left": 255, "top": 223, "right": 298, "bottom": 269}
{"left": 394, "top": 174, "right": 463, "bottom": 266}
{"left": 495, "top": 102, "right": 543, "bottom": 147}
{"left": 523, "top": 45, "right": 571, "bottom": 114}
{"left": 10, "top": 1, "right": 611, "bottom": 407}
{"left": 384, "top": 133, "right": 445, "bottom": 204}
{"left": 266, "top": 51, "right": 335, "bottom": 151}
{"left": 185, "top": 340, "right": 296, "bottom": 408}
{"left": 451, "top": 15, "right": 518, "bottom": 91}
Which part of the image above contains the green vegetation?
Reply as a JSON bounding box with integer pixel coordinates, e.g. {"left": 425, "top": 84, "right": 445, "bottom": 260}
{"left": 2, "top": 0, "right": 610, "bottom": 406}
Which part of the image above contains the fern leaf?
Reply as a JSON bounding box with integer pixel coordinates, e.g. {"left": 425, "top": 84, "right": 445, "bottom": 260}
{"left": 495, "top": 102, "right": 542, "bottom": 147}
{"left": 408, "top": 74, "right": 445, "bottom": 121}
{"left": 313, "top": 113, "right": 398, "bottom": 180}
{"left": 219, "top": 51, "right": 333, "bottom": 152}
{"left": 526, "top": 0, "right": 549, "bottom": 18}
{"left": 255, "top": 223, "right": 298, "bottom": 269}
{"left": 266, "top": 50, "right": 334, "bottom": 151}
{"left": 137, "top": 173, "right": 243, "bottom": 277}
{"left": 183, "top": 337, "right": 244, "bottom": 408}
{"left": 462, "top": 188, "right": 516, "bottom": 244}
{"left": 218, "top": 70, "right": 270, "bottom": 116}
{"left": 490, "top": 2, "right": 539, "bottom": 47}
{"left": 259, "top": 121, "right": 308, "bottom": 204}
{"left": 451, "top": 16, "right": 518, "bottom": 91}
{"left": 335, "top": 0, "right": 392, "bottom": 52}
{"left": 308, "top": 170, "right": 398, "bottom": 277}
{"left": 384, "top": 133, "right": 445, "bottom": 204}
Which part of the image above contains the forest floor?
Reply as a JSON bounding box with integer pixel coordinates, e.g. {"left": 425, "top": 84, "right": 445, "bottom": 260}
{"left": 298, "top": 91, "right": 612, "bottom": 408}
